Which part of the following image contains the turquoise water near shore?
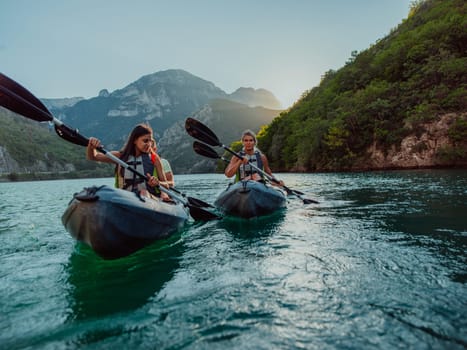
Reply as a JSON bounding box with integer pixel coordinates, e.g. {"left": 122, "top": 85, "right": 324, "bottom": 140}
{"left": 0, "top": 170, "right": 466, "bottom": 349}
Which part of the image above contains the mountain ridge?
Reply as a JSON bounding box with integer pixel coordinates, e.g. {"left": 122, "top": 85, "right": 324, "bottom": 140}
{"left": 0, "top": 69, "right": 282, "bottom": 176}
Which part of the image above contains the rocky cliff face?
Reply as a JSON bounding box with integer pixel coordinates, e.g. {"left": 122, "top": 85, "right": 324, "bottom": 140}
{"left": 0, "top": 145, "right": 76, "bottom": 174}
{"left": 48, "top": 69, "right": 228, "bottom": 148}
{"left": 158, "top": 99, "right": 282, "bottom": 173}
{"left": 360, "top": 113, "right": 467, "bottom": 170}
{"left": 4, "top": 68, "right": 462, "bottom": 176}
{"left": 0, "top": 146, "right": 19, "bottom": 173}
{"left": 47, "top": 69, "right": 281, "bottom": 150}
{"left": 1, "top": 70, "right": 283, "bottom": 176}
{"left": 42, "top": 97, "right": 84, "bottom": 109}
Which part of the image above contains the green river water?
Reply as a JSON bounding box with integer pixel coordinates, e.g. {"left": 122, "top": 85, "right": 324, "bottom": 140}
{"left": 0, "top": 170, "right": 466, "bottom": 349}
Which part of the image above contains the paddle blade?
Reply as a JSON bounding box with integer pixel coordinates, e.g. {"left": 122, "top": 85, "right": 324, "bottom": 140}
{"left": 193, "top": 141, "right": 221, "bottom": 160}
{"left": 185, "top": 118, "right": 221, "bottom": 147}
{"left": 290, "top": 190, "right": 320, "bottom": 204}
{"left": 0, "top": 73, "right": 53, "bottom": 122}
{"left": 55, "top": 124, "right": 90, "bottom": 147}
{"left": 290, "top": 189, "right": 305, "bottom": 196}
{"left": 167, "top": 187, "right": 214, "bottom": 208}
{"left": 302, "top": 198, "right": 320, "bottom": 204}
{"left": 187, "top": 196, "right": 214, "bottom": 208}
{"left": 188, "top": 205, "right": 221, "bottom": 221}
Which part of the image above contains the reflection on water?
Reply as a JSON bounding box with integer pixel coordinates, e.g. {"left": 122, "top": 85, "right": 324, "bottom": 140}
{"left": 323, "top": 170, "right": 467, "bottom": 285}
{"left": 1, "top": 172, "right": 466, "bottom": 349}
{"left": 65, "top": 235, "right": 184, "bottom": 320}
{"left": 218, "top": 209, "right": 286, "bottom": 239}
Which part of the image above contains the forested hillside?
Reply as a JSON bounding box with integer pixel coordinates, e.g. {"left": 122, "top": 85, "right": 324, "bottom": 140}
{"left": 0, "top": 110, "right": 110, "bottom": 180}
{"left": 258, "top": 0, "right": 466, "bottom": 171}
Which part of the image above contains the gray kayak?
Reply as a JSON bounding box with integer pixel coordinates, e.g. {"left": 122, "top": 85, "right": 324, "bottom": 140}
{"left": 214, "top": 180, "right": 286, "bottom": 219}
{"left": 61, "top": 185, "right": 189, "bottom": 259}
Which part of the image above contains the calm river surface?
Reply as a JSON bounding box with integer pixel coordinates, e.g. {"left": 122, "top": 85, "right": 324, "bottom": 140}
{"left": 0, "top": 170, "right": 466, "bottom": 349}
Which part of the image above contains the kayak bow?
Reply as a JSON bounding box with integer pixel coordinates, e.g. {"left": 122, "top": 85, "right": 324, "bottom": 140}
{"left": 214, "top": 180, "right": 286, "bottom": 219}
{"left": 62, "top": 185, "right": 189, "bottom": 259}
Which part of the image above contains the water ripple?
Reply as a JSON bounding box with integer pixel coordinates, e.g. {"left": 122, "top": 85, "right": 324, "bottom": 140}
{"left": 0, "top": 171, "right": 466, "bottom": 349}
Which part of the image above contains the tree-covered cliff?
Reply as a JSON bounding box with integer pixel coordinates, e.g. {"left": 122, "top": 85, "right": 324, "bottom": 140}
{"left": 0, "top": 109, "right": 110, "bottom": 180}
{"left": 258, "top": 0, "right": 467, "bottom": 171}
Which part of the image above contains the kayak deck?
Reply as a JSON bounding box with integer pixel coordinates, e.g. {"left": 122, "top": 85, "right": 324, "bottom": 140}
{"left": 214, "top": 180, "right": 286, "bottom": 219}
{"left": 62, "top": 185, "right": 189, "bottom": 259}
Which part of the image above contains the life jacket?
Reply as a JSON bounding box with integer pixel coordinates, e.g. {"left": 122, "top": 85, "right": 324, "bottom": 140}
{"left": 115, "top": 153, "right": 160, "bottom": 195}
{"left": 235, "top": 150, "right": 264, "bottom": 182}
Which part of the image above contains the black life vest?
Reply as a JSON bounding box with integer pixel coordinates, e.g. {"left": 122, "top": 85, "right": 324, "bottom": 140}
{"left": 116, "top": 154, "right": 159, "bottom": 195}
{"left": 236, "top": 150, "right": 264, "bottom": 182}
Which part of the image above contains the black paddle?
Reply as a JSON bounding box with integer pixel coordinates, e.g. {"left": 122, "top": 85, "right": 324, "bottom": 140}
{"left": 186, "top": 118, "right": 319, "bottom": 204}
{"left": 193, "top": 141, "right": 229, "bottom": 164}
{"left": 194, "top": 140, "right": 291, "bottom": 189}
{"left": 0, "top": 73, "right": 220, "bottom": 221}
{"left": 193, "top": 141, "right": 314, "bottom": 199}
{"left": 52, "top": 121, "right": 214, "bottom": 209}
{"left": 167, "top": 187, "right": 214, "bottom": 208}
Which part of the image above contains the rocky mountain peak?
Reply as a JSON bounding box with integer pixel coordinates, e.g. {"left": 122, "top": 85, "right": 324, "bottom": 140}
{"left": 45, "top": 70, "right": 281, "bottom": 149}
{"left": 229, "top": 87, "right": 282, "bottom": 109}
{"left": 99, "top": 89, "right": 110, "bottom": 97}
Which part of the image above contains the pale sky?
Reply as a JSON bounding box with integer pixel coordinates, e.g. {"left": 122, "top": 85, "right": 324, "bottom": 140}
{"left": 1, "top": 0, "right": 412, "bottom": 108}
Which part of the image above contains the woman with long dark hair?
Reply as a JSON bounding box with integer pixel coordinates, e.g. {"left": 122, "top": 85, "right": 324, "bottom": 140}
{"left": 86, "top": 123, "right": 170, "bottom": 199}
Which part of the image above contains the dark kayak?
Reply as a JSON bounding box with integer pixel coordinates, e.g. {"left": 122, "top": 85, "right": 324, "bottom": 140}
{"left": 61, "top": 185, "right": 189, "bottom": 259}
{"left": 214, "top": 180, "right": 286, "bottom": 219}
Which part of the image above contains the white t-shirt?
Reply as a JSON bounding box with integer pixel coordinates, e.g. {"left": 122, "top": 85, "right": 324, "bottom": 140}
{"left": 161, "top": 158, "right": 172, "bottom": 174}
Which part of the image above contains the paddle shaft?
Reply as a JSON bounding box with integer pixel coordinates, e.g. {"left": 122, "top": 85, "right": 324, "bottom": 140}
{"left": 86, "top": 148, "right": 219, "bottom": 219}
{"left": 86, "top": 146, "right": 218, "bottom": 218}
{"left": 224, "top": 146, "right": 318, "bottom": 204}
{"left": 186, "top": 118, "right": 319, "bottom": 204}
{"left": 92, "top": 148, "right": 176, "bottom": 199}
{"left": 0, "top": 82, "right": 158, "bottom": 191}
{"left": 221, "top": 145, "right": 286, "bottom": 186}
{"left": 0, "top": 75, "right": 221, "bottom": 219}
{"left": 185, "top": 118, "right": 290, "bottom": 190}
{"left": 89, "top": 145, "right": 216, "bottom": 209}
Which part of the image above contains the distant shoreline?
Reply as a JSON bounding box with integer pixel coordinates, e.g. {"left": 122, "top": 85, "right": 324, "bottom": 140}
{"left": 1, "top": 165, "right": 466, "bottom": 183}
{"left": 0, "top": 170, "right": 113, "bottom": 183}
